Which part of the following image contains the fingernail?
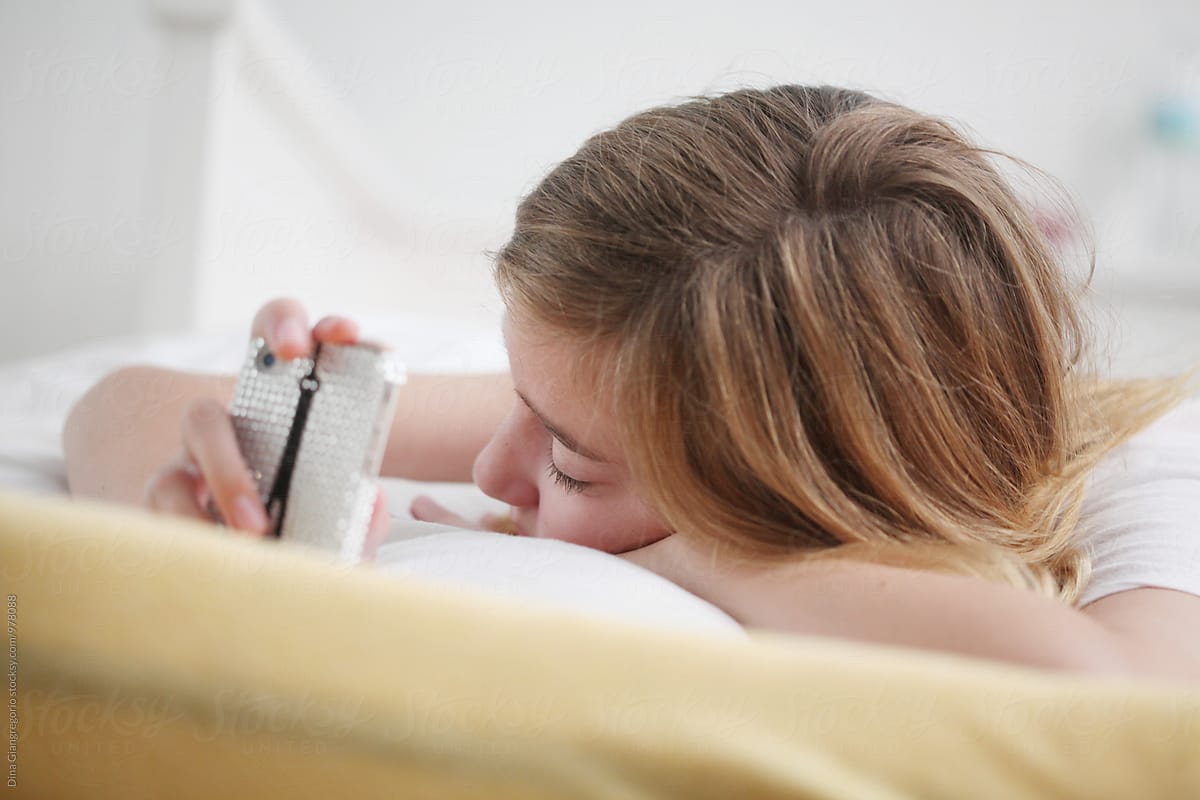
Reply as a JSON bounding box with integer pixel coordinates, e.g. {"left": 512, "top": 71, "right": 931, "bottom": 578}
{"left": 410, "top": 496, "right": 436, "bottom": 519}
{"left": 274, "top": 319, "right": 306, "bottom": 355}
{"left": 233, "top": 494, "right": 268, "bottom": 533}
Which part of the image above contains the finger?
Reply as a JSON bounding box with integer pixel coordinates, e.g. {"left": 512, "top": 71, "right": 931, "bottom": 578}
{"left": 181, "top": 397, "right": 269, "bottom": 536}
{"left": 312, "top": 315, "right": 361, "bottom": 346}
{"left": 174, "top": 450, "right": 214, "bottom": 513}
{"left": 362, "top": 487, "right": 389, "bottom": 561}
{"left": 172, "top": 452, "right": 220, "bottom": 521}
{"left": 193, "top": 472, "right": 213, "bottom": 517}
{"left": 410, "top": 495, "right": 477, "bottom": 529}
{"left": 143, "top": 456, "right": 212, "bottom": 524}
{"left": 250, "top": 297, "right": 312, "bottom": 361}
{"left": 480, "top": 513, "right": 523, "bottom": 535}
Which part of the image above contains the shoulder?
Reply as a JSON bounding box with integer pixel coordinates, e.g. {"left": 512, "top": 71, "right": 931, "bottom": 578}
{"left": 1075, "top": 397, "right": 1200, "bottom": 607}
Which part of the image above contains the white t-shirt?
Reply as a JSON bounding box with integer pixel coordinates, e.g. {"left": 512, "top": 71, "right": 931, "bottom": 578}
{"left": 1075, "top": 397, "right": 1200, "bottom": 607}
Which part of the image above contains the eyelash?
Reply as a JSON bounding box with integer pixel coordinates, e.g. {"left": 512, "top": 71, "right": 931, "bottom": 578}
{"left": 545, "top": 449, "right": 589, "bottom": 495}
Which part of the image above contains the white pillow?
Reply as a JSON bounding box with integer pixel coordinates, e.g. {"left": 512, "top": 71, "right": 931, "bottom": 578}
{"left": 372, "top": 523, "right": 746, "bottom": 638}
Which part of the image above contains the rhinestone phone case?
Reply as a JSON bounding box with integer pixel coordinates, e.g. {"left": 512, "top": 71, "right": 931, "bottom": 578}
{"left": 207, "top": 336, "right": 405, "bottom": 562}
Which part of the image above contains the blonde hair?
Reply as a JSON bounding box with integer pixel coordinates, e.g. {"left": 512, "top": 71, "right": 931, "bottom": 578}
{"left": 493, "top": 84, "right": 1197, "bottom": 605}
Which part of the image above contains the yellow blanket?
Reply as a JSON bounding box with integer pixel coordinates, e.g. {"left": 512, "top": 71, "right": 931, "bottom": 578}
{"left": 3, "top": 488, "right": 1198, "bottom": 799}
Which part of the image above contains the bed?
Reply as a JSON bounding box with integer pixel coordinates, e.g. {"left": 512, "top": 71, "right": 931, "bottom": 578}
{"left": 3, "top": 312, "right": 1199, "bottom": 799}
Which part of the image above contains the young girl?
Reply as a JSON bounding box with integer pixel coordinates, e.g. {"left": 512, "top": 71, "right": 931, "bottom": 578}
{"left": 69, "top": 84, "right": 1200, "bottom": 679}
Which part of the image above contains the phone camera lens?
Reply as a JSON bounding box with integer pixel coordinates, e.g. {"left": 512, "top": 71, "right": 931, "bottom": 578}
{"left": 256, "top": 347, "right": 278, "bottom": 372}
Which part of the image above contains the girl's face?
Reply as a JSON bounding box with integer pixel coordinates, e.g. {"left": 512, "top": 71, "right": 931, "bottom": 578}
{"left": 471, "top": 315, "right": 672, "bottom": 553}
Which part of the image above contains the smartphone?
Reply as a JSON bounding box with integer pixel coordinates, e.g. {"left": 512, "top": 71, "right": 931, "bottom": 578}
{"left": 207, "top": 335, "right": 405, "bottom": 563}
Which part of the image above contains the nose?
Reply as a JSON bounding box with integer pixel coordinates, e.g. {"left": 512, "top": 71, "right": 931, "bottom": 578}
{"left": 472, "top": 409, "right": 540, "bottom": 509}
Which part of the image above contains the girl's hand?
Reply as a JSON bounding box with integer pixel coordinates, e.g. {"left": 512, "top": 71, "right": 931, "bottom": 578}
{"left": 140, "top": 297, "right": 392, "bottom": 559}
{"left": 617, "top": 532, "right": 770, "bottom": 618}
{"left": 409, "top": 495, "right": 519, "bottom": 533}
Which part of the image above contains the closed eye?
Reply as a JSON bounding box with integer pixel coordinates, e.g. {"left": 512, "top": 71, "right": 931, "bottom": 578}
{"left": 545, "top": 457, "right": 589, "bottom": 495}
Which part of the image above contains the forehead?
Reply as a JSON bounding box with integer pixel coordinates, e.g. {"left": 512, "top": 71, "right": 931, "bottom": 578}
{"left": 502, "top": 315, "right": 619, "bottom": 462}
{"left": 501, "top": 314, "right": 584, "bottom": 377}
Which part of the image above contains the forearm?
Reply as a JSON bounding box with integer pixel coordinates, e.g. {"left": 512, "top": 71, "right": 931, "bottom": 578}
{"left": 629, "top": 537, "right": 1147, "bottom": 677}
{"left": 380, "top": 373, "right": 511, "bottom": 482}
{"left": 725, "top": 559, "right": 1134, "bottom": 675}
{"left": 62, "top": 366, "right": 235, "bottom": 506}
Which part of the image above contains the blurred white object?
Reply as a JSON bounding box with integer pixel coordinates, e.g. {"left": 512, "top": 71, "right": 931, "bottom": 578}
{"left": 1096, "top": 23, "right": 1200, "bottom": 293}
{"left": 1102, "top": 102, "right": 1200, "bottom": 285}
{"left": 4, "top": 0, "right": 1195, "bottom": 375}
{"left": 0, "top": 0, "right": 504, "bottom": 366}
{"left": 142, "top": 0, "right": 504, "bottom": 338}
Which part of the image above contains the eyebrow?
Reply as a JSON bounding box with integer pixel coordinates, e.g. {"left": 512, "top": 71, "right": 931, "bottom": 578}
{"left": 515, "top": 390, "right": 611, "bottom": 463}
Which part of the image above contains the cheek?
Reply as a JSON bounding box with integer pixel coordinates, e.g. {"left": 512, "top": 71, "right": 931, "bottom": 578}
{"left": 535, "top": 485, "right": 670, "bottom": 553}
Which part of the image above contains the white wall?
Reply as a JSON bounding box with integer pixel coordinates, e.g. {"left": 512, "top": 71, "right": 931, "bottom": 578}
{"left": 3, "top": 0, "right": 1199, "bottom": 374}
{"left": 263, "top": 0, "right": 1187, "bottom": 228}
{"left": 1, "top": 0, "right": 160, "bottom": 360}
